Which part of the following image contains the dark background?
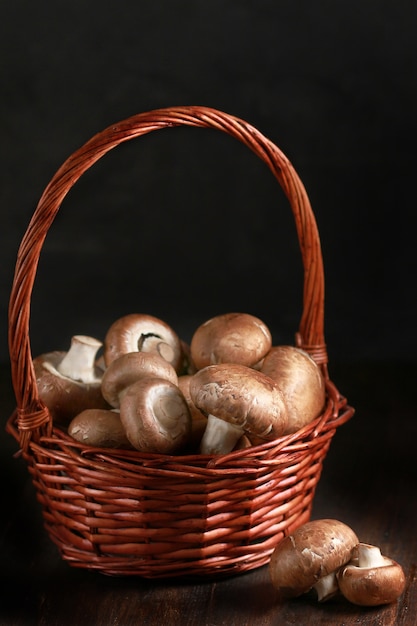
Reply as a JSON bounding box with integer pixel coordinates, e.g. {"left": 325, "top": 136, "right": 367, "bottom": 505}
{"left": 2, "top": 0, "right": 417, "bottom": 376}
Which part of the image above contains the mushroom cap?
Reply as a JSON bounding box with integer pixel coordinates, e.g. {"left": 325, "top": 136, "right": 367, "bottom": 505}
{"left": 269, "top": 519, "right": 359, "bottom": 599}
{"left": 260, "top": 346, "right": 326, "bottom": 434}
{"left": 101, "top": 351, "right": 179, "bottom": 408}
{"left": 189, "top": 363, "right": 288, "bottom": 440}
{"left": 68, "top": 408, "right": 132, "bottom": 449}
{"left": 190, "top": 312, "right": 272, "bottom": 370}
{"left": 337, "top": 544, "right": 406, "bottom": 606}
{"left": 33, "top": 350, "right": 109, "bottom": 425}
{"left": 103, "top": 313, "right": 183, "bottom": 372}
{"left": 177, "top": 375, "right": 208, "bottom": 448}
{"left": 119, "top": 377, "right": 192, "bottom": 454}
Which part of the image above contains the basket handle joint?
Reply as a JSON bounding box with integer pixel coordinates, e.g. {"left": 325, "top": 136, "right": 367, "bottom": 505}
{"left": 17, "top": 405, "right": 52, "bottom": 451}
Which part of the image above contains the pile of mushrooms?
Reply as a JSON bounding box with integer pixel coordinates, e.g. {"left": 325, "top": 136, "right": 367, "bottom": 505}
{"left": 269, "top": 518, "right": 406, "bottom": 607}
{"left": 33, "top": 310, "right": 327, "bottom": 454}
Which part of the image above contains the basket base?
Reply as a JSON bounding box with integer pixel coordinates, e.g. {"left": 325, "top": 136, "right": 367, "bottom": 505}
{"left": 45, "top": 508, "right": 312, "bottom": 579}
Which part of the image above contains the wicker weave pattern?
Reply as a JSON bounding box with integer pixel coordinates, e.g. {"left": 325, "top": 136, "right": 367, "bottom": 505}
{"left": 6, "top": 106, "right": 353, "bottom": 578}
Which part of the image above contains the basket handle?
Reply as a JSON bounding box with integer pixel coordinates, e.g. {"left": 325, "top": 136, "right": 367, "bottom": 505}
{"left": 8, "top": 105, "right": 327, "bottom": 448}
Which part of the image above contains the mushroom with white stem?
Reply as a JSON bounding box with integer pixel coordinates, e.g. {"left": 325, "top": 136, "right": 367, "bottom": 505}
{"left": 119, "top": 377, "right": 192, "bottom": 454}
{"left": 337, "top": 543, "right": 406, "bottom": 606}
{"left": 101, "top": 351, "right": 179, "bottom": 408}
{"left": 260, "top": 345, "right": 326, "bottom": 434}
{"left": 269, "top": 519, "right": 359, "bottom": 602}
{"left": 103, "top": 313, "right": 184, "bottom": 373}
{"left": 190, "top": 312, "right": 272, "bottom": 371}
{"left": 189, "top": 363, "right": 288, "bottom": 455}
{"left": 33, "top": 335, "right": 109, "bottom": 425}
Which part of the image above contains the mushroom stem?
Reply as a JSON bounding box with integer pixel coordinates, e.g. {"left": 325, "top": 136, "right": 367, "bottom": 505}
{"left": 200, "top": 414, "right": 245, "bottom": 455}
{"left": 56, "top": 335, "right": 102, "bottom": 384}
{"left": 313, "top": 572, "right": 339, "bottom": 602}
{"left": 138, "top": 333, "right": 175, "bottom": 363}
{"left": 356, "top": 543, "right": 386, "bottom": 568}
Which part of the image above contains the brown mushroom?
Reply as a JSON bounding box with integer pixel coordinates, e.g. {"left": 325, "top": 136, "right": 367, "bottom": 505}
{"left": 33, "top": 335, "right": 109, "bottom": 425}
{"left": 68, "top": 408, "right": 133, "bottom": 449}
{"left": 189, "top": 363, "right": 288, "bottom": 455}
{"left": 189, "top": 312, "right": 272, "bottom": 370}
{"left": 177, "top": 374, "right": 208, "bottom": 449}
{"left": 101, "top": 351, "right": 178, "bottom": 408}
{"left": 269, "top": 519, "right": 359, "bottom": 602}
{"left": 119, "top": 377, "right": 192, "bottom": 454}
{"left": 337, "top": 543, "right": 406, "bottom": 606}
{"left": 179, "top": 340, "right": 197, "bottom": 375}
{"left": 103, "top": 313, "right": 183, "bottom": 373}
{"left": 260, "top": 345, "right": 326, "bottom": 434}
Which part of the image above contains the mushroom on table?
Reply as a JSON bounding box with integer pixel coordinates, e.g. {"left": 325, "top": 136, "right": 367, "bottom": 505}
{"left": 269, "top": 519, "right": 359, "bottom": 602}
{"left": 337, "top": 543, "right": 406, "bottom": 606}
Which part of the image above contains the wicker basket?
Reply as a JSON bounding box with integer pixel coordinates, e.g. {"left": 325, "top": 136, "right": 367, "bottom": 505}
{"left": 6, "top": 106, "right": 353, "bottom": 579}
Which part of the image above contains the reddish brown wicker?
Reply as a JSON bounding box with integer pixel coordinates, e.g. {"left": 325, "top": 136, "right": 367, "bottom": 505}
{"left": 6, "top": 106, "right": 353, "bottom": 579}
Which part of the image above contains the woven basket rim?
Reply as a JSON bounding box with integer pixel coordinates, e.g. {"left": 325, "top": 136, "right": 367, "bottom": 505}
{"left": 6, "top": 380, "right": 354, "bottom": 470}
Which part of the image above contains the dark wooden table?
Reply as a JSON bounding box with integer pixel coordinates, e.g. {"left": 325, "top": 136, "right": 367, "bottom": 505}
{"left": 1, "top": 360, "right": 416, "bottom": 625}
